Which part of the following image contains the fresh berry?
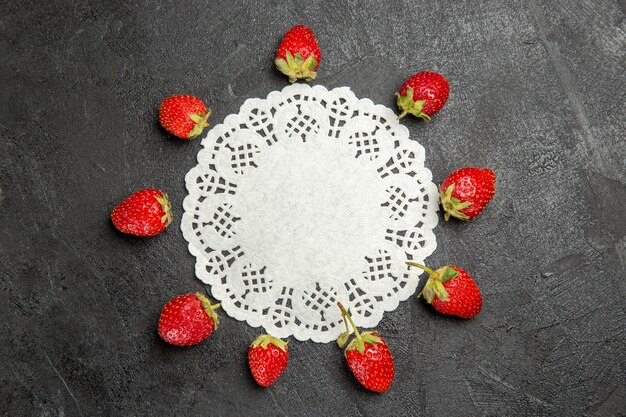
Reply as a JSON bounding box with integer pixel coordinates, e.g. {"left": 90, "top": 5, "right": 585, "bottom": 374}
{"left": 158, "top": 292, "right": 220, "bottom": 346}
{"left": 248, "top": 334, "right": 289, "bottom": 387}
{"left": 396, "top": 71, "right": 450, "bottom": 120}
{"left": 336, "top": 303, "right": 394, "bottom": 393}
{"left": 407, "top": 263, "right": 482, "bottom": 319}
{"left": 111, "top": 189, "right": 172, "bottom": 237}
{"left": 159, "top": 95, "right": 211, "bottom": 139}
{"left": 440, "top": 167, "right": 496, "bottom": 221}
{"left": 275, "top": 25, "right": 321, "bottom": 83}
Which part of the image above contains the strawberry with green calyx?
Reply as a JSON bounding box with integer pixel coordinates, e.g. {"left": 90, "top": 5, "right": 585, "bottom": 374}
{"left": 111, "top": 188, "right": 173, "bottom": 237}
{"left": 159, "top": 95, "right": 211, "bottom": 139}
{"left": 158, "top": 292, "right": 221, "bottom": 346}
{"left": 440, "top": 167, "right": 496, "bottom": 221}
{"left": 248, "top": 334, "right": 289, "bottom": 387}
{"left": 336, "top": 303, "right": 394, "bottom": 393}
{"left": 407, "top": 262, "right": 482, "bottom": 319}
{"left": 275, "top": 25, "right": 321, "bottom": 83}
{"left": 396, "top": 71, "right": 450, "bottom": 120}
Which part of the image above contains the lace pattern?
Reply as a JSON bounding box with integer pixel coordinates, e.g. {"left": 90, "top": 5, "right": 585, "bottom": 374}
{"left": 181, "top": 84, "right": 438, "bottom": 342}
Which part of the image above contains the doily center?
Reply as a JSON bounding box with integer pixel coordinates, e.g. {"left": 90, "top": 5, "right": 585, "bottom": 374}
{"left": 234, "top": 135, "right": 388, "bottom": 287}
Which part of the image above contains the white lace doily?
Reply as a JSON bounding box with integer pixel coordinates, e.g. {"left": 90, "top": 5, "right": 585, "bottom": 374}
{"left": 181, "top": 84, "right": 438, "bottom": 343}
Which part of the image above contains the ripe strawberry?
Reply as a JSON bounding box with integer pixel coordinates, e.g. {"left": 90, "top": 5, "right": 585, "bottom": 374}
{"left": 248, "top": 334, "right": 289, "bottom": 387}
{"left": 336, "top": 303, "right": 394, "bottom": 393}
{"left": 158, "top": 292, "right": 220, "bottom": 346}
{"left": 111, "top": 189, "right": 172, "bottom": 237}
{"left": 396, "top": 71, "right": 450, "bottom": 120}
{"left": 275, "top": 25, "right": 321, "bottom": 83}
{"left": 440, "top": 167, "right": 496, "bottom": 221}
{"left": 159, "top": 95, "right": 211, "bottom": 139}
{"left": 407, "top": 262, "right": 482, "bottom": 319}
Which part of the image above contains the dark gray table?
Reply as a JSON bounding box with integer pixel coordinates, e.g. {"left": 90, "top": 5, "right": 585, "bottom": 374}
{"left": 2, "top": 0, "right": 625, "bottom": 416}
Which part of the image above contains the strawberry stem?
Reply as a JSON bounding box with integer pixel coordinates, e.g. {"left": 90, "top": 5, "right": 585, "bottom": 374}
{"left": 397, "top": 109, "right": 409, "bottom": 120}
{"left": 195, "top": 292, "right": 221, "bottom": 328}
{"left": 406, "top": 262, "right": 436, "bottom": 277}
{"left": 337, "top": 303, "right": 362, "bottom": 341}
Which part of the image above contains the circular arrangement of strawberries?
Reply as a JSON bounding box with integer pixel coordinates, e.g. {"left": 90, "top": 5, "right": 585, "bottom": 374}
{"left": 110, "top": 24, "right": 497, "bottom": 391}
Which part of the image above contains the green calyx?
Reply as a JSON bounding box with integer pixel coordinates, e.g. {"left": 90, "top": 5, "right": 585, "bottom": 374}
{"left": 406, "top": 262, "right": 458, "bottom": 304}
{"left": 396, "top": 88, "right": 431, "bottom": 121}
{"left": 439, "top": 183, "right": 472, "bottom": 221}
{"left": 250, "top": 334, "right": 288, "bottom": 352}
{"left": 194, "top": 292, "right": 221, "bottom": 328}
{"left": 187, "top": 108, "right": 212, "bottom": 139}
{"left": 336, "top": 303, "right": 381, "bottom": 355}
{"left": 275, "top": 52, "right": 318, "bottom": 83}
{"left": 155, "top": 192, "right": 173, "bottom": 226}
{"left": 346, "top": 331, "right": 382, "bottom": 354}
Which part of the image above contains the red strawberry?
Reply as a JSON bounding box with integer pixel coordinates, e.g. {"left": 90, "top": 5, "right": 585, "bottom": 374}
{"left": 111, "top": 188, "right": 172, "bottom": 237}
{"left": 440, "top": 167, "right": 496, "bottom": 220}
{"left": 158, "top": 292, "right": 220, "bottom": 346}
{"left": 407, "top": 263, "right": 482, "bottom": 319}
{"left": 336, "top": 303, "right": 394, "bottom": 393}
{"left": 159, "top": 95, "right": 211, "bottom": 139}
{"left": 396, "top": 71, "right": 450, "bottom": 120}
{"left": 248, "top": 334, "right": 289, "bottom": 387}
{"left": 275, "top": 25, "right": 321, "bottom": 83}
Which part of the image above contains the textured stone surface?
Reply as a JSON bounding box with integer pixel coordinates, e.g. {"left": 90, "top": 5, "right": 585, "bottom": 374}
{"left": 1, "top": 0, "right": 625, "bottom": 416}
